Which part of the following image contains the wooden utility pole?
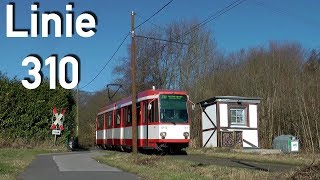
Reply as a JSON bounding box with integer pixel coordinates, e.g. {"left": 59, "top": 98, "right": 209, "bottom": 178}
{"left": 76, "top": 85, "right": 79, "bottom": 138}
{"left": 131, "top": 11, "right": 138, "bottom": 155}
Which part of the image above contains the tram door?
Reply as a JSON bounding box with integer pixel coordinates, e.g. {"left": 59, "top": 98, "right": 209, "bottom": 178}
{"left": 147, "top": 99, "right": 158, "bottom": 147}
{"left": 137, "top": 102, "right": 144, "bottom": 147}
{"left": 143, "top": 101, "right": 149, "bottom": 146}
{"left": 124, "top": 106, "right": 132, "bottom": 146}
{"left": 112, "top": 110, "right": 115, "bottom": 145}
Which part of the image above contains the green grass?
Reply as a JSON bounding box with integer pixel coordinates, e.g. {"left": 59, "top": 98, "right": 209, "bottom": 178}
{"left": 96, "top": 151, "right": 288, "bottom": 180}
{"left": 0, "top": 148, "right": 60, "bottom": 180}
{"left": 186, "top": 148, "right": 318, "bottom": 166}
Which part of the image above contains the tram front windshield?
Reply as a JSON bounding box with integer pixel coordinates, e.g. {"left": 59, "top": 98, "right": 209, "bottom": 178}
{"left": 159, "top": 95, "right": 188, "bottom": 124}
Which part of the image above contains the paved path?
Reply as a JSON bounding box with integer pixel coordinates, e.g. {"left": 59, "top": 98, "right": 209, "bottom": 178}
{"left": 18, "top": 151, "right": 138, "bottom": 180}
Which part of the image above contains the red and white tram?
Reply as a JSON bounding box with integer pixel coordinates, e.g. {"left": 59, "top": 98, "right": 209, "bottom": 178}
{"left": 95, "top": 89, "right": 190, "bottom": 153}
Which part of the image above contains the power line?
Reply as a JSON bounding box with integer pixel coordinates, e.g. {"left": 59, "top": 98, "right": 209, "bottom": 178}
{"left": 81, "top": 0, "right": 245, "bottom": 91}
{"left": 135, "top": 35, "right": 188, "bottom": 45}
{"left": 253, "top": 0, "right": 319, "bottom": 28}
{"left": 131, "top": 0, "right": 248, "bottom": 88}
{"left": 165, "top": 0, "right": 246, "bottom": 46}
{"left": 130, "top": 0, "right": 248, "bottom": 90}
{"left": 135, "top": 0, "right": 247, "bottom": 62}
{"left": 134, "top": 0, "right": 173, "bottom": 30}
{"left": 136, "top": 13, "right": 167, "bottom": 32}
{"left": 81, "top": 0, "right": 174, "bottom": 90}
{"left": 79, "top": 90, "right": 98, "bottom": 94}
{"left": 182, "top": 0, "right": 247, "bottom": 37}
{"left": 135, "top": 0, "right": 247, "bottom": 46}
{"left": 80, "top": 32, "right": 130, "bottom": 89}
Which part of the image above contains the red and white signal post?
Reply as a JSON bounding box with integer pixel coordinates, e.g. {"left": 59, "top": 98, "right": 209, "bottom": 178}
{"left": 50, "top": 107, "right": 67, "bottom": 145}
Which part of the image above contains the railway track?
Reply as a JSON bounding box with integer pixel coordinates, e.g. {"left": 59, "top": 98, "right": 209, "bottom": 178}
{"left": 169, "top": 154, "right": 300, "bottom": 172}
{"left": 96, "top": 148, "right": 301, "bottom": 172}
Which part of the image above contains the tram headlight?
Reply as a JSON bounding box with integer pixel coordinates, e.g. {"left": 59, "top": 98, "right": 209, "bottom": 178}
{"left": 183, "top": 132, "right": 189, "bottom": 139}
{"left": 160, "top": 132, "right": 167, "bottom": 139}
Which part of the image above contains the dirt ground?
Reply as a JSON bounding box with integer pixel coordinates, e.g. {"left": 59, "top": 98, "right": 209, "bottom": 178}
{"left": 289, "top": 161, "right": 320, "bottom": 179}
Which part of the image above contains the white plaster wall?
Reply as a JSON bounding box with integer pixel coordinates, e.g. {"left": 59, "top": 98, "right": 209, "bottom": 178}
{"left": 249, "top": 104, "right": 258, "bottom": 128}
{"left": 219, "top": 104, "right": 228, "bottom": 127}
{"left": 202, "top": 104, "right": 217, "bottom": 147}
{"left": 242, "top": 130, "right": 259, "bottom": 147}
{"left": 202, "top": 104, "right": 216, "bottom": 129}
{"left": 202, "top": 130, "right": 217, "bottom": 147}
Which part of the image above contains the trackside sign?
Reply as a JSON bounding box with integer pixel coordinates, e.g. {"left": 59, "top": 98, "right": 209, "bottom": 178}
{"left": 52, "top": 130, "right": 61, "bottom": 135}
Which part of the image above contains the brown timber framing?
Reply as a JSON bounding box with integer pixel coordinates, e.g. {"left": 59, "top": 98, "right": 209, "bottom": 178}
{"left": 200, "top": 105, "right": 204, "bottom": 147}
{"left": 216, "top": 102, "right": 221, "bottom": 147}
{"left": 243, "top": 139, "right": 258, "bottom": 148}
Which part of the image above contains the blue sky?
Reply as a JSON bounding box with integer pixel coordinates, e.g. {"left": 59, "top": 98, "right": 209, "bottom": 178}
{"left": 0, "top": 0, "right": 319, "bottom": 92}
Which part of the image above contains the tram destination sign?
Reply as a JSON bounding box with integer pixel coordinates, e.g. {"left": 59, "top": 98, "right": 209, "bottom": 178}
{"left": 161, "top": 95, "right": 186, "bottom": 100}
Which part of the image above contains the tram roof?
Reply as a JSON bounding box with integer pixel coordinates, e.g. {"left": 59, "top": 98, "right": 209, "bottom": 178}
{"left": 98, "top": 89, "right": 187, "bottom": 113}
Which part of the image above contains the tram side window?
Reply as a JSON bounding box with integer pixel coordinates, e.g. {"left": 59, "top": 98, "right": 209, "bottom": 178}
{"left": 107, "top": 112, "right": 112, "bottom": 128}
{"left": 104, "top": 113, "right": 107, "bottom": 128}
{"left": 137, "top": 103, "right": 141, "bottom": 122}
{"left": 127, "top": 105, "right": 132, "bottom": 124}
{"left": 98, "top": 114, "right": 104, "bottom": 129}
{"left": 148, "top": 102, "right": 154, "bottom": 123}
{"left": 154, "top": 99, "right": 159, "bottom": 122}
{"left": 148, "top": 100, "right": 159, "bottom": 123}
{"left": 123, "top": 107, "right": 127, "bottom": 125}
{"left": 143, "top": 101, "right": 148, "bottom": 123}
{"left": 116, "top": 109, "right": 121, "bottom": 125}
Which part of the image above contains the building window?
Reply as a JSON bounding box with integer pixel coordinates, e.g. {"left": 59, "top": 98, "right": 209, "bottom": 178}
{"left": 230, "top": 108, "right": 245, "bottom": 126}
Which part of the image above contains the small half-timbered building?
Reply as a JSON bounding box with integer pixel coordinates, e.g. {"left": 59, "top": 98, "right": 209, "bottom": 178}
{"left": 198, "top": 96, "right": 261, "bottom": 148}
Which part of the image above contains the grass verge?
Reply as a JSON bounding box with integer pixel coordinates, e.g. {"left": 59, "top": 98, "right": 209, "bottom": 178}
{"left": 0, "top": 148, "right": 64, "bottom": 180}
{"left": 96, "top": 151, "right": 290, "bottom": 180}
{"left": 187, "top": 148, "right": 319, "bottom": 166}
